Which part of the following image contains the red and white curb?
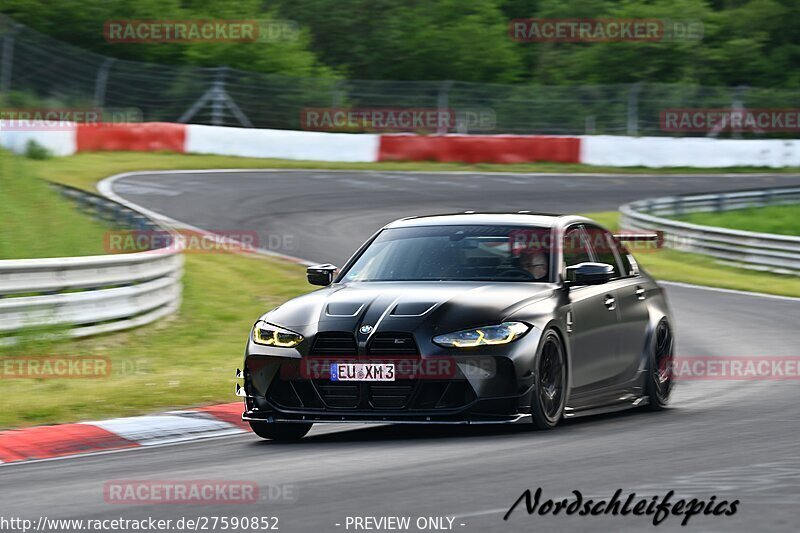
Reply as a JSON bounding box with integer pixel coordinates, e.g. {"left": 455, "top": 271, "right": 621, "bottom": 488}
{"left": 0, "top": 403, "right": 247, "bottom": 465}
{"left": 4, "top": 120, "right": 800, "bottom": 167}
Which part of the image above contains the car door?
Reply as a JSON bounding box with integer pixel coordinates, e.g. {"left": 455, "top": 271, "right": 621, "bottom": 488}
{"left": 609, "top": 231, "right": 652, "bottom": 384}
{"left": 584, "top": 225, "right": 650, "bottom": 386}
{"left": 562, "top": 225, "right": 621, "bottom": 394}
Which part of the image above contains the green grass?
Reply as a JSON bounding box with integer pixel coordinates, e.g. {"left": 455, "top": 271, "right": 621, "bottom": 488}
{"left": 15, "top": 151, "right": 800, "bottom": 193}
{"left": 0, "top": 149, "right": 312, "bottom": 428}
{"left": 673, "top": 204, "right": 800, "bottom": 236}
{"left": 0, "top": 152, "right": 797, "bottom": 429}
{"left": 636, "top": 248, "right": 800, "bottom": 296}
{"left": 0, "top": 151, "right": 112, "bottom": 259}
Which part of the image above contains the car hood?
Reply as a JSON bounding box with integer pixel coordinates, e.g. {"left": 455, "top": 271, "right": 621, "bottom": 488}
{"left": 260, "top": 281, "right": 555, "bottom": 335}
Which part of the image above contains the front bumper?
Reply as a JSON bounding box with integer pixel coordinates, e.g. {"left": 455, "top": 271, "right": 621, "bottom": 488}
{"left": 239, "top": 353, "right": 536, "bottom": 425}
{"left": 242, "top": 410, "right": 533, "bottom": 425}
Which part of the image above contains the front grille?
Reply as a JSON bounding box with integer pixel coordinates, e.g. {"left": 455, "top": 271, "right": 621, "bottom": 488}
{"left": 267, "top": 378, "right": 323, "bottom": 409}
{"left": 314, "top": 382, "right": 360, "bottom": 408}
{"left": 369, "top": 382, "right": 415, "bottom": 409}
{"left": 268, "top": 377, "right": 474, "bottom": 412}
{"left": 367, "top": 333, "right": 417, "bottom": 408}
{"left": 266, "top": 331, "right": 475, "bottom": 413}
{"left": 311, "top": 332, "right": 358, "bottom": 355}
{"left": 367, "top": 333, "right": 419, "bottom": 355}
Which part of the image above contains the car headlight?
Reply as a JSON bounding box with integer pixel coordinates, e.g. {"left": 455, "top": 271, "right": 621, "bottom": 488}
{"left": 432, "top": 322, "right": 530, "bottom": 348}
{"left": 252, "top": 321, "right": 304, "bottom": 347}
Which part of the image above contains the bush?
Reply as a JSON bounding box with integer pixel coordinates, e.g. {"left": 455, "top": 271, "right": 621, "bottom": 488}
{"left": 24, "top": 139, "right": 52, "bottom": 160}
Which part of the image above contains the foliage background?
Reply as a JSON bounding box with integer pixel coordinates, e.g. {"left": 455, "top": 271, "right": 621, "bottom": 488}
{"left": 2, "top": 0, "right": 798, "bottom": 87}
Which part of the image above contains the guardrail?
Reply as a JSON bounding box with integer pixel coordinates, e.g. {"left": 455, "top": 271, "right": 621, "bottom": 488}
{"left": 57, "top": 183, "right": 160, "bottom": 232}
{"left": 0, "top": 185, "right": 183, "bottom": 341}
{"left": 620, "top": 187, "right": 800, "bottom": 275}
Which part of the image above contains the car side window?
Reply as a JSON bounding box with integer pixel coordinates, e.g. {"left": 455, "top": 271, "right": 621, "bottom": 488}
{"left": 584, "top": 225, "right": 622, "bottom": 278}
{"left": 616, "top": 242, "right": 640, "bottom": 277}
{"left": 562, "top": 226, "right": 592, "bottom": 280}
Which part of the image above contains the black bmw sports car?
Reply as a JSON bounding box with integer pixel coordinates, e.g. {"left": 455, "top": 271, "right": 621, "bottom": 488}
{"left": 238, "top": 213, "right": 674, "bottom": 440}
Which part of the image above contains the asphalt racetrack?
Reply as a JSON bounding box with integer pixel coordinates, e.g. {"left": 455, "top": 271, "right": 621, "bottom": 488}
{"left": 3, "top": 170, "right": 800, "bottom": 532}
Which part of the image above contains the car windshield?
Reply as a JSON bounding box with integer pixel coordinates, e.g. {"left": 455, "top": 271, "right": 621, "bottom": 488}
{"left": 340, "top": 225, "right": 552, "bottom": 282}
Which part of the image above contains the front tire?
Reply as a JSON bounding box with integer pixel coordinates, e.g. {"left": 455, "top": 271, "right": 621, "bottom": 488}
{"left": 249, "top": 421, "right": 312, "bottom": 441}
{"left": 531, "top": 330, "right": 567, "bottom": 429}
{"left": 646, "top": 320, "right": 674, "bottom": 411}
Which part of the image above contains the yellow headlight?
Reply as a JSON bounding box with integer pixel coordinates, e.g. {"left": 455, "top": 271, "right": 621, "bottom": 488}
{"left": 433, "top": 322, "right": 530, "bottom": 348}
{"left": 252, "top": 321, "right": 304, "bottom": 347}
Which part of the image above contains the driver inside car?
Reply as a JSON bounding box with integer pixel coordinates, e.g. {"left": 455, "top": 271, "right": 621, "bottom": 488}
{"left": 519, "top": 249, "right": 549, "bottom": 281}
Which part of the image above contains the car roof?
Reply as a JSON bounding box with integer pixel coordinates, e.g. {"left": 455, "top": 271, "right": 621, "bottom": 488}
{"left": 384, "top": 212, "right": 592, "bottom": 229}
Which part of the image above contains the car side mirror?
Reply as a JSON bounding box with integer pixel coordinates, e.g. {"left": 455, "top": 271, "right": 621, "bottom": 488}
{"left": 307, "top": 264, "right": 338, "bottom": 286}
{"left": 566, "top": 262, "right": 614, "bottom": 286}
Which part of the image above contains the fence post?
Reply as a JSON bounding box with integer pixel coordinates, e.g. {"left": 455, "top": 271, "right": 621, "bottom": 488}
{"left": 331, "top": 80, "right": 344, "bottom": 108}
{"left": 211, "top": 67, "right": 228, "bottom": 126}
{"left": 437, "top": 80, "right": 453, "bottom": 134}
{"left": 178, "top": 66, "right": 251, "bottom": 127}
{"left": 93, "top": 58, "right": 116, "bottom": 108}
{"left": 626, "top": 83, "right": 642, "bottom": 136}
{"left": 0, "top": 23, "right": 22, "bottom": 95}
{"left": 585, "top": 115, "right": 596, "bottom": 135}
{"left": 731, "top": 85, "right": 748, "bottom": 139}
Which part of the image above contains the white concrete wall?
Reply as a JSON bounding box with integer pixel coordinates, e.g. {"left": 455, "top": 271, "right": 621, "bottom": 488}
{"left": 0, "top": 126, "right": 77, "bottom": 156}
{"left": 185, "top": 125, "right": 380, "bottom": 162}
{"left": 581, "top": 135, "right": 800, "bottom": 168}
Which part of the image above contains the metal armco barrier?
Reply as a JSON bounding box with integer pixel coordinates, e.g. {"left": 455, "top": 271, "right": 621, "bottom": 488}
{"left": 0, "top": 185, "right": 184, "bottom": 340}
{"left": 620, "top": 187, "right": 800, "bottom": 275}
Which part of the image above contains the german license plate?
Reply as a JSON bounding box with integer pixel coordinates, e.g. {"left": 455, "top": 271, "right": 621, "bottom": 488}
{"left": 330, "top": 363, "right": 395, "bottom": 382}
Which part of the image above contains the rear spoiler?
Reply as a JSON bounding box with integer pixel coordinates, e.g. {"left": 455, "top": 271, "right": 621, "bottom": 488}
{"left": 613, "top": 231, "right": 660, "bottom": 242}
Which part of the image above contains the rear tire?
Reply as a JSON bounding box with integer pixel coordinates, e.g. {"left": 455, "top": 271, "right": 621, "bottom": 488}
{"left": 646, "top": 320, "right": 674, "bottom": 411}
{"left": 531, "top": 330, "right": 567, "bottom": 429}
{"left": 249, "top": 421, "right": 312, "bottom": 441}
